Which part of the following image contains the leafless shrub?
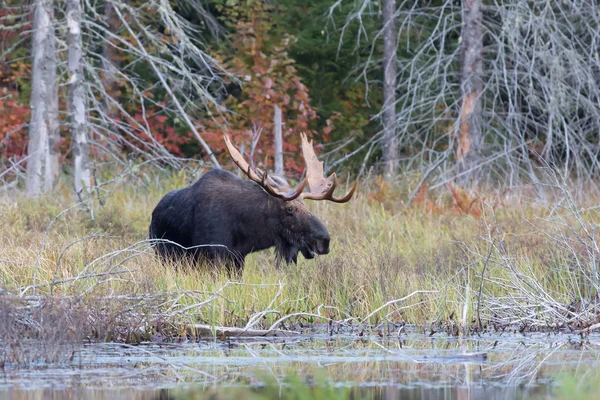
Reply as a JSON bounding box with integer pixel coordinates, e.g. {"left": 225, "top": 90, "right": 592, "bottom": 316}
{"left": 83, "top": 0, "right": 227, "bottom": 169}
{"left": 330, "top": 0, "right": 600, "bottom": 188}
{"left": 0, "top": 294, "right": 85, "bottom": 364}
{"left": 472, "top": 174, "right": 600, "bottom": 331}
{"left": 0, "top": 288, "right": 188, "bottom": 365}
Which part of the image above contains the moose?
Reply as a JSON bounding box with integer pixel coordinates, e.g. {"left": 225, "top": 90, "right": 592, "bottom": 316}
{"left": 149, "top": 133, "right": 357, "bottom": 274}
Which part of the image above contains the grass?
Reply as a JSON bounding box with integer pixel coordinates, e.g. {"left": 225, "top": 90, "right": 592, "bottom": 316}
{"left": 551, "top": 371, "right": 600, "bottom": 400}
{"left": 1, "top": 168, "right": 599, "bottom": 348}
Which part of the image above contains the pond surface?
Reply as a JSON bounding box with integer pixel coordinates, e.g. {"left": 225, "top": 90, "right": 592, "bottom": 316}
{"left": 1, "top": 331, "right": 599, "bottom": 399}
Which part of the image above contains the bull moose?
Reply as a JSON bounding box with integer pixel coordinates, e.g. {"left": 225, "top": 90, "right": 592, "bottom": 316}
{"left": 149, "top": 133, "right": 357, "bottom": 274}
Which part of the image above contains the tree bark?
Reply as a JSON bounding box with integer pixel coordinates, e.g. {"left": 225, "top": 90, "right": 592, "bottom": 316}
{"left": 26, "top": 0, "right": 58, "bottom": 196}
{"left": 457, "top": 0, "right": 483, "bottom": 187}
{"left": 101, "top": 0, "right": 121, "bottom": 119}
{"left": 46, "top": 14, "right": 59, "bottom": 192}
{"left": 382, "top": 0, "right": 398, "bottom": 178}
{"left": 67, "top": 0, "right": 91, "bottom": 196}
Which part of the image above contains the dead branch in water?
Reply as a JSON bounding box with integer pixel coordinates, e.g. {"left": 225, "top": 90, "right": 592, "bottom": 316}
{"left": 184, "top": 324, "right": 300, "bottom": 338}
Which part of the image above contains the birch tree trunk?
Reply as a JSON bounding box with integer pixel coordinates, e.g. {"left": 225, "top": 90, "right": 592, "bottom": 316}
{"left": 457, "top": 0, "right": 483, "bottom": 186}
{"left": 67, "top": 0, "right": 91, "bottom": 196}
{"left": 26, "top": 0, "right": 58, "bottom": 196}
{"left": 273, "top": 104, "right": 283, "bottom": 176}
{"left": 382, "top": 0, "right": 398, "bottom": 178}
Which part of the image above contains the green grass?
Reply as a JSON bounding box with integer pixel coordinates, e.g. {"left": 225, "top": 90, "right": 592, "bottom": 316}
{"left": 552, "top": 372, "right": 600, "bottom": 400}
{"left": 1, "top": 169, "right": 598, "bottom": 340}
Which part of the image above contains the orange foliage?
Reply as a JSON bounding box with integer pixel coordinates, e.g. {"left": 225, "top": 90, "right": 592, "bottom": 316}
{"left": 445, "top": 182, "right": 483, "bottom": 218}
{"left": 368, "top": 175, "right": 408, "bottom": 211}
{"left": 367, "top": 176, "right": 503, "bottom": 218}
{"left": 368, "top": 175, "right": 393, "bottom": 204}
{"left": 410, "top": 182, "right": 439, "bottom": 214}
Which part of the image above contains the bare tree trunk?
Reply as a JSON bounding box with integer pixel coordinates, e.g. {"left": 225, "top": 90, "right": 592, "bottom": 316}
{"left": 46, "top": 17, "right": 59, "bottom": 192}
{"left": 26, "top": 0, "right": 58, "bottom": 196}
{"left": 273, "top": 104, "right": 283, "bottom": 176}
{"left": 457, "top": 0, "right": 483, "bottom": 187}
{"left": 67, "top": 0, "right": 91, "bottom": 196}
{"left": 382, "top": 0, "right": 398, "bottom": 178}
{"left": 101, "top": 0, "right": 120, "bottom": 119}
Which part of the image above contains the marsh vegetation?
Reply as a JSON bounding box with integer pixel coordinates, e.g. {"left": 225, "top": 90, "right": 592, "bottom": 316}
{"left": 2, "top": 170, "right": 600, "bottom": 338}
{"left": 2, "top": 167, "right": 600, "bottom": 398}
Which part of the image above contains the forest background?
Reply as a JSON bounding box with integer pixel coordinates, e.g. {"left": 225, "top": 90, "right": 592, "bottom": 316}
{"left": 2, "top": 0, "right": 598, "bottom": 198}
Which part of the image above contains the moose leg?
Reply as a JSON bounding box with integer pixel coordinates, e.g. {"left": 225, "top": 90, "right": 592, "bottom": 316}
{"left": 225, "top": 256, "right": 244, "bottom": 279}
{"left": 154, "top": 241, "right": 187, "bottom": 265}
{"left": 206, "top": 245, "right": 243, "bottom": 278}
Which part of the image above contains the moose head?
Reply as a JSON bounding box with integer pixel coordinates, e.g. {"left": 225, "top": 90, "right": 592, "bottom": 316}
{"left": 223, "top": 132, "right": 357, "bottom": 264}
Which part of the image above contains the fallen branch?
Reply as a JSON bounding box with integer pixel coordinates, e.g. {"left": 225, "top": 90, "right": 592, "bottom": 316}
{"left": 185, "top": 324, "right": 300, "bottom": 338}
{"left": 361, "top": 290, "right": 439, "bottom": 323}
{"left": 573, "top": 322, "right": 600, "bottom": 335}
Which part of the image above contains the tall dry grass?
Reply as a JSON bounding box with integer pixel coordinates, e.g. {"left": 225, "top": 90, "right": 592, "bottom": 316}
{"left": 1, "top": 168, "right": 599, "bottom": 353}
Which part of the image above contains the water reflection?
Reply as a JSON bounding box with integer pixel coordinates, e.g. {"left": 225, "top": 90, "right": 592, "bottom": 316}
{"left": 1, "top": 332, "right": 598, "bottom": 399}
{"left": 2, "top": 385, "right": 553, "bottom": 400}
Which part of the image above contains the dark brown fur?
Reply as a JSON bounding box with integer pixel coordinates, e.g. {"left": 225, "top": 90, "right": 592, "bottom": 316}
{"left": 149, "top": 169, "right": 330, "bottom": 274}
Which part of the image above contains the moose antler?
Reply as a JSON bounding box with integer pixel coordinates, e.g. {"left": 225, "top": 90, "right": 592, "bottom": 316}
{"left": 224, "top": 134, "right": 357, "bottom": 203}
{"left": 223, "top": 135, "right": 307, "bottom": 201}
{"left": 300, "top": 132, "right": 358, "bottom": 203}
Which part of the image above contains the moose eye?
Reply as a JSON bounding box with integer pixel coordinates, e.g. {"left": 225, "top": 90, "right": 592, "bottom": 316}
{"left": 286, "top": 206, "right": 294, "bottom": 214}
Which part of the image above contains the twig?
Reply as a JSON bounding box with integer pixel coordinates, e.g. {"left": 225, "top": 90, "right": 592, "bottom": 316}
{"left": 361, "top": 290, "right": 439, "bottom": 324}
{"left": 27, "top": 201, "right": 87, "bottom": 297}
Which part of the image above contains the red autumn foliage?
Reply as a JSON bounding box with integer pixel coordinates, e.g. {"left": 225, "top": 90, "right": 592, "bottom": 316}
{"left": 0, "top": 59, "right": 31, "bottom": 163}
{"left": 0, "top": 6, "right": 32, "bottom": 164}
{"left": 0, "top": 1, "right": 332, "bottom": 171}
{"left": 130, "top": 108, "right": 193, "bottom": 158}
{"left": 0, "top": 89, "right": 30, "bottom": 162}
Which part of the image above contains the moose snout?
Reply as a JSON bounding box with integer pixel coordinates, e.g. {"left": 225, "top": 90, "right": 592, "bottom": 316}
{"left": 315, "top": 238, "right": 330, "bottom": 255}
{"left": 309, "top": 216, "right": 330, "bottom": 255}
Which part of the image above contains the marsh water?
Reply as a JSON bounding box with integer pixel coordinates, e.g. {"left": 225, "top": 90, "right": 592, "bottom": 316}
{"left": 1, "top": 330, "right": 599, "bottom": 399}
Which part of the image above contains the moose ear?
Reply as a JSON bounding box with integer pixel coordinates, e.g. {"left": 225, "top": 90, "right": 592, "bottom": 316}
{"left": 268, "top": 175, "right": 291, "bottom": 190}
{"left": 257, "top": 167, "right": 290, "bottom": 191}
